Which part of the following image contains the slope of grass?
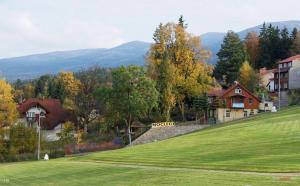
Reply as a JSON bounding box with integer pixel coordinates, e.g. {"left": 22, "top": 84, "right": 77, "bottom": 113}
{"left": 2, "top": 106, "right": 300, "bottom": 186}
{"left": 74, "top": 106, "right": 300, "bottom": 172}
{"left": 1, "top": 160, "right": 300, "bottom": 186}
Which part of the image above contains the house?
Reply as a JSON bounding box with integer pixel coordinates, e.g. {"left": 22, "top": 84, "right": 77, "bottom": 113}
{"left": 273, "top": 55, "right": 300, "bottom": 106}
{"left": 207, "top": 82, "right": 260, "bottom": 123}
{"left": 17, "top": 98, "right": 73, "bottom": 141}
{"left": 259, "top": 68, "right": 274, "bottom": 92}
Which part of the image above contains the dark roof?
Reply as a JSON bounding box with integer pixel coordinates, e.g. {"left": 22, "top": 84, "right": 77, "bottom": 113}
{"left": 17, "top": 98, "right": 70, "bottom": 130}
{"left": 279, "top": 55, "right": 300, "bottom": 63}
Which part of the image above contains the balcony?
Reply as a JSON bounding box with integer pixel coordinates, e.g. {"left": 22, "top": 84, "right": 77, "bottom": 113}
{"left": 232, "top": 103, "right": 244, "bottom": 108}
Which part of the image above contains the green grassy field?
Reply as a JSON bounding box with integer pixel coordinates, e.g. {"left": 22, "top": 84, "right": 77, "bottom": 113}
{"left": 75, "top": 106, "right": 300, "bottom": 173}
{"left": 1, "top": 160, "right": 300, "bottom": 186}
{"left": 1, "top": 106, "right": 300, "bottom": 185}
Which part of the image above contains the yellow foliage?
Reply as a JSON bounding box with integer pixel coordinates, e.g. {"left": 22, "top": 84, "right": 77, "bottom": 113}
{"left": 239, "top": 61, "right": 258, "bottom": 92}
{"left": 147, "top": 20, "right": 214, "bottom": 120}
{"left": 57, "top": 71, "right": 81, "bottom": 97}
{"left": 0, "top": 80, "right": 18, "bottom": 127}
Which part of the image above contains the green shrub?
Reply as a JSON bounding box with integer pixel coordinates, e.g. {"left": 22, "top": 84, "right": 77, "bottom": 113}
{"left": 288, "top": 89, "right": 300, "bottom": 105}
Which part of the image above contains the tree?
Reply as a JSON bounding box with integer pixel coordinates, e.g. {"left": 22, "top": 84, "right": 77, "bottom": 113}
{"left": 257, "top": 24, "right": 295, "bottom": 69}
{"left": 34, "top": 75, "right": 52, "bottom": 98}
{"left": 147, "top": 17, "right": 213, "bottom": 121}
{"left": 56, "top": 72, "right": 81, "bottom": 98}
{"left": 244, "top": 32, "right": 259, "bottom": 68}
{"left": 74, "top": 67, "right": 110, "bottom": 132}
{"left": 57, "top": 121, "right": 75, "bottom": 145}
{"left": 97, "top": 66, "right": 159, "bottom": 145}
{"left": 214, "top": 31, "right": 247, "bottom": 85}
{"left": 279, "top": 27, "right": 292, "bottom": 59}
{"left": 147, "top": 23, "right": 176, "bottom": 121}
{"left": 9, "top": 123, "right": 37, "bottom": 155}
{"left": 23, "top": 84, "right": 35, "bottom": 100}
{"left": 0, "top": 80, "right": 18, "bottom": 128}
{"left": 290, "top": 31, "right": 300, "bottom": 56}
{"left": 238, "top": 61, "right": 259, "bottom": 92}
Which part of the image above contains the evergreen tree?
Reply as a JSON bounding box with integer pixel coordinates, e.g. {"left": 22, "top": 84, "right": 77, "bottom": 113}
{"left": 279, "top": 27, "right": 292, "bottom": 59}
{"left": 290, "top": 30, "right": 300, "bottom": 56}
{"left": 291, "top": 28, "right": 298, "bottom": 40}
{"left": 214, "top": 31, "right": 246, "bottom": 85}
{"left": 257, "top": 24, "right": 281, "bottom": 69}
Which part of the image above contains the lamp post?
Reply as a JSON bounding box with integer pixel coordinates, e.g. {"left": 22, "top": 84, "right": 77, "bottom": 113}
{"left": 278, "top": 63, "right": 281, "bottom": 110}
{"left": 36, "top": 112, "right": 46, "bottom": 160}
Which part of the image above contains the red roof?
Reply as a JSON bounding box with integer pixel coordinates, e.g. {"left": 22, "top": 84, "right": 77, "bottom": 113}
{"left": 17, "top": 98, "right": 70, "bottom": 130}
{"left": 259, "top": 68, "right": 274, "bottom": 76}
{"left": 208, "top": 82, "right": 260, "bottom": 102}
{"left": 279, "top": 55, "right": 300, "bottom": 63}
{"left": 207, "top": 88, "right": 225, "bottom": 97}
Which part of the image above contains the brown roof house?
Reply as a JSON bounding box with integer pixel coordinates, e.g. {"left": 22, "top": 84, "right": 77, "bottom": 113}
{"left": 17, "top": 98, "right": 72, "bottom": 141}
{"left": 207, "top": 82, "right": 260, "bottom": 123}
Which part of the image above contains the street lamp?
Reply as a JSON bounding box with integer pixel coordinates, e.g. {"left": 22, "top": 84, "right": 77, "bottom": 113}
{"left": 36, "top": 112, "right": 46, "bottom": 160}
{"left": 26, "top": 110, "right": 46, "bottom": 160}
{"left": 278, "top": 63, "right": 281, "bottom": 110}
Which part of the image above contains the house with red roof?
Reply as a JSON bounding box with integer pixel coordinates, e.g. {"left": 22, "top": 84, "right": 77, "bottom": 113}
{"left": 272, "top": 55, "right": 300, "bottom": 106}
{"left": 207, "top": 82, "right": 260, "bottom": 123}
{"left": 17, "top": 98, "right": 73, "bottom": 141}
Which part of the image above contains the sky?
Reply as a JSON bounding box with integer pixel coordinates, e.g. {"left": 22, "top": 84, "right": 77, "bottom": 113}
{"left": 0, "top": 0, "right": 300, "bottom": 58}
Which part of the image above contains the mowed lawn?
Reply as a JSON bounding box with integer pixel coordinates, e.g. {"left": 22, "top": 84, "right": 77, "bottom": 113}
{"left": 2, "top": 106, "right": 300, "bottom": 186}
{"left": 74, "top": 106, "right": 300, "bottom": 172}
{"left": 1, "top": 160, "right": 300, "bottom": 186}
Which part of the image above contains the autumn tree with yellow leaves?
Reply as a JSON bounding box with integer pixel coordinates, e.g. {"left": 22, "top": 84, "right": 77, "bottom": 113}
{"left": 57, "top": 71, "right": 81, "bottom": 98}
{"left": 0, "top": 79, "right": 18, "bottom": 128}
{"left": 148, "top": 16, "right": 214, "bottom": 121}
{"left": 238, "top": 61, "right": 259, "bottom": 92}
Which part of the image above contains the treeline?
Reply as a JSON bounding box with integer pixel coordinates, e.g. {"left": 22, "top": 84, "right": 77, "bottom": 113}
{"left": 214, "top": 23, "right": 300, "bottom": 87}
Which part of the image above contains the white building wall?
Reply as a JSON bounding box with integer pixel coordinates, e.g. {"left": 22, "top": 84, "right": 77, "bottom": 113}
{"left": 216, "top": 108, "right": 258, "bottom": 123}
{"left": 289, "top": 59, "right": 300, "bottom": 89}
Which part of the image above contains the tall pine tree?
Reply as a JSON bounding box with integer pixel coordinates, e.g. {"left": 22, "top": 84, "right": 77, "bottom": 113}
{"left": 214, "top": 31, "right": 246, "bottom": 85}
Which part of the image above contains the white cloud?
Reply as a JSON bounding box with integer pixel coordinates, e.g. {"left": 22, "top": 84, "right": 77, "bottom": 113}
{"left": 0, "top": 3, "right": 126, "bottom": 58}
{"left": 0, "top": 0, "right": 300, "bottom": 58}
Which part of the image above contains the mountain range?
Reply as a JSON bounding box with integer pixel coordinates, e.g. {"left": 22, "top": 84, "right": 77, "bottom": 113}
{"left": 1, "top": 20, "right": 300, "bottom": 81}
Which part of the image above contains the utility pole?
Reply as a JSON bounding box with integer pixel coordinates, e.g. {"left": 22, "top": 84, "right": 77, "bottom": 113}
{"left": 36, "top": 112, "right": 46, "bottom": 160}
{"left": 278, "top": 64, "right": 281, "bottom": 110}
{"left": 37, "top": 115, "right": 41, "bottom": 160}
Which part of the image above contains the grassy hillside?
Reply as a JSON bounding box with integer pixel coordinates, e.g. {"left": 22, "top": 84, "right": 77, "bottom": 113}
{"left": 75, "top": 106, "right": 300, "bottom": 172}
{"left": 1, "top": 160, "right": 300, "bottom": 186}
{"left": 1, "top": 106, "right": 300, "bottom": 186}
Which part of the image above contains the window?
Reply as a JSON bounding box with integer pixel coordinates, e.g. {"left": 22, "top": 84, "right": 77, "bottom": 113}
{"left": 26, "top": 112, "right": 35, "bottom": 118}
{"left": 249, "top": 98, "right": 253, "bottom": 105}
{"left": 284, "top": 83, "right": 288, "bottom": 89}
{"left": 288, "top": 62, "right": 292, "bottom": 67}
{"left": 226, "top": 110, "right": 231, "bottom": 117}
{"left": 235, "top": 88, "right": 242, "bottom": 94}
{"left": 265, "top": 103, "right": 269, "bottom": 107}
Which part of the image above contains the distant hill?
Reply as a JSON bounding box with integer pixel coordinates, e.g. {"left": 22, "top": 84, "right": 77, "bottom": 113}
{"left": 1, "top": 21, "right": 300, "bottom": 81}
{"left": 201, "top": 20, "right": 300, "bottom": 64}
{"left": 0, "top": 41, "right": 151, "bottom": 81}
